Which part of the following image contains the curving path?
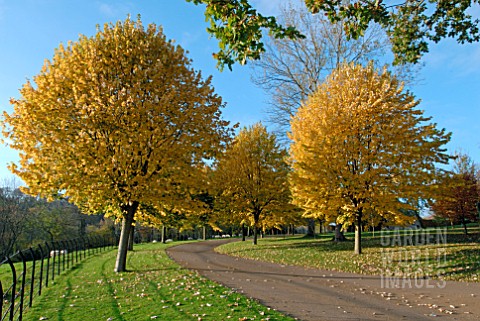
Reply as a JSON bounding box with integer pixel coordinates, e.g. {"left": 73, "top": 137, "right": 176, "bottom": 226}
{"left": 167, "top": 239, "right": 480, "bottom": 321}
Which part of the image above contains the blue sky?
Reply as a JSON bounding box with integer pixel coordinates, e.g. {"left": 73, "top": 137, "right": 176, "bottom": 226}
{"left": 0, "top": 0, "right": 479, "bottom": 181}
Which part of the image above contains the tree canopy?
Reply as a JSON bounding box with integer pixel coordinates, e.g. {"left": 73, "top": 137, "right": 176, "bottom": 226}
{"left": 188, "top": 0, "right": 479, "bottom": 69}
{"left": 3, "top": 17, "right": 232, "bottom": 272}
{"left": 213, "top": 123, "right": 295, "bottom": 244}
{"left": 251, "top": 2, "right": 415, "bottom": 141}
{"left": 289, "top": 62, "right": 451, "bottom": 254}
{"left": 431, "top": 152, "right": 479, "bottom": 234}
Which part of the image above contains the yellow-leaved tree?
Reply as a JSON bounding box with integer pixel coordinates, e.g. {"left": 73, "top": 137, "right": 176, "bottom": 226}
{"left": 289, "top": 62, "right": 451, "bottom": 254}
{"left": 430, "top": 152, "right": 479, "bottom": 235}
{"left": 2, "top": 17, "right": 232, "bottom": 272}
{"left": 214, "top": 123, "right": 296, "bottom": 245}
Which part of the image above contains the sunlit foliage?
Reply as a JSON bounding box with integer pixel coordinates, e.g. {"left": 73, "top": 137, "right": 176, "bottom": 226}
{"left": 214, "top": 123, "right": 296, "bottom": 244}
{"left": 289, "top": 62, "right": 451, "bottom": 254}
{"left": 3, "top": 17, "right": 232, "bottom": 271}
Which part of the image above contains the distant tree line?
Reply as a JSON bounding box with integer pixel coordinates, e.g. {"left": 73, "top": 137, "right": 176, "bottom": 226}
{"left": 0, "top": 179, "right": 112, "bottom": 258}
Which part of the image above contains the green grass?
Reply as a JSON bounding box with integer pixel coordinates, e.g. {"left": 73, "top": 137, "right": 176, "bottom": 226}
{"left": 22, "top": 242, "right": 295, "bottom": 321}
{"left": 1, "top": 247, "right": 108, "bottom": 317}
{"left": 217, "top": 227, "right": 480, "bottom": 282}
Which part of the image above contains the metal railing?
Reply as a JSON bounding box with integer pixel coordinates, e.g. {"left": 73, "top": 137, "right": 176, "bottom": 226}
{"left": 0, "top": 235, "right": 116, "bottom": 321}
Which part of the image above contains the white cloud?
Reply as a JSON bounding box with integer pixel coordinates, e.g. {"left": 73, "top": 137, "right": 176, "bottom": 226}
{"left": 98, "top": 3, "right": 116, "bottom": 17}
{"left": 96, "top": 1, "right": 134, "bottom": 18}
{"left": 453, "top": 45, "right": 480, "bottom": 77}
{"left": 423, "top": 39, "right": 480, "bottom": 80}
{"left": 179, "top": 31, "right": 200, "bottom": 49}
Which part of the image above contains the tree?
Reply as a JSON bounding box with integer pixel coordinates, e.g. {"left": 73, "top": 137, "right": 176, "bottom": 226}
{"left": 3, "top": 17, "right": 232, "bottom": 272}
{"left": 25, "top": 198, "right": 85, "bottom": 243}
{"left": 187, "top": 0, "right": 303, "bottom": 70}
{"left": 431, "top": 153, "right": 479, "bottom": 235}
{"left": 252, "top": 2, "right": 412, "bottom": 141}
{"left": 214, "top": 123, "right": 294, "bottom": 245}
{"left": 0, "top": 178, "right": 30, "bottom": 258}
{"left": 187, "top": 0, "right": 479, "bottom": 69}
{"left": 133, "top": 164, "right": 221, "bottom": 241}
{"left": 289, "top": 62, "right": 451, "bottom": 254}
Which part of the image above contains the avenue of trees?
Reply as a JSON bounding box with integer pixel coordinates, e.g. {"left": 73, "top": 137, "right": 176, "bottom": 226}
{"left": 2, "top": 3, "right": 479, "bottom": 271}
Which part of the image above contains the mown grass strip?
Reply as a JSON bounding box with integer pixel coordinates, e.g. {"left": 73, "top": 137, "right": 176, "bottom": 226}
{"left": 24, "top": 242, "right": 295, "bottom": 321}
{"left": 217, "top": 228, "right": 480, "bottom": 282}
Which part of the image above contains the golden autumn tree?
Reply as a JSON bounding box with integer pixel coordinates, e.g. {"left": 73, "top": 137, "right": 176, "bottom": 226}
{"left": 2, "top": 17, "right": 232, "bottom": 272}
{"left": 431, "top": 153, "right": 479, "bottom": 235}
{"left": 289, "top": 62, "right": 451, "bottom": 254}
{"left": 214, "top": 123, "right": 294, "bottom": 245}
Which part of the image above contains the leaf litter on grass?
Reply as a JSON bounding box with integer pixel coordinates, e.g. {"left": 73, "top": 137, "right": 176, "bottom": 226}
{"left": 24, "top": 242, "right": 294, "bottom": 321}
{"left": 217, "top": 230, "right": 480, "bottom": 282}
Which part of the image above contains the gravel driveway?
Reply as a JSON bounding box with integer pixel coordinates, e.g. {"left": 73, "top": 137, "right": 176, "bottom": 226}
{"left": 167, "top": 239, "right": 480, "bottom": 321}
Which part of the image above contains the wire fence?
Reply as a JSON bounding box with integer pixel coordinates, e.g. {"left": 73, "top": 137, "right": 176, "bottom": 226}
{"left": 0, "top": 235, "right": 116, "bottom": 321}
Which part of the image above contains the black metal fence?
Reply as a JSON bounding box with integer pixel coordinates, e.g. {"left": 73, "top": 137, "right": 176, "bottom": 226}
{"left": 0, "top": 235, "right": 116, "bottom": 321}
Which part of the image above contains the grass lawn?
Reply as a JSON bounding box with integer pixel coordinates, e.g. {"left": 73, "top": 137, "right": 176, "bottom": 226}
{"left": 217, "top": 227, "right": 480, "bottom": 282}
{"left": 21, "top": 242, "right": 295, "bottom": 321}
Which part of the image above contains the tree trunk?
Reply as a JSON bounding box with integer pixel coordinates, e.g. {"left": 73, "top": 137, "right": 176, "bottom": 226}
{"left": 242, "top": 224, "right": 247, "bottom": 241}
{"left": 414, "top": 212, "right": 424, "bottom": 228}
{"left": 79, "top": 216, "right": 86, "bottom": 236}
{"left": 115, "top": 202, "right": 139, "bottom": 272}
{"left": 306, "top": 218, "right": 315, "bottom": 237}
{"left": 462, "top": 218, "right": 469, "bottom": 235}
{"left": 128, "top": 220, "right": 135, "bottom": 251}
{"left": 354, "top": 210, "right": 363, "bottom": 255}
{"left": 253, "top": 212, "right": 260, "bottom": 245}
{"left": 161, "top": 225, "right": 166, "bottom": 243}
{"left": 333, "top": 224, "right": 347, "bottom": 242}
{"left": 202, "top": 225, "right": 207, "bottom": 241}
{"left": 318, "top": 219, "right": 324, "bottom": 234}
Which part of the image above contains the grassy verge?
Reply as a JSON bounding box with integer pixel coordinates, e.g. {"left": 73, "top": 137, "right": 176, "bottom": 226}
{"left": 23, "top": 242, "right": 295, "bottom": 321}
{"left": 217, "top": 228, "right": 480, "bottom": 282}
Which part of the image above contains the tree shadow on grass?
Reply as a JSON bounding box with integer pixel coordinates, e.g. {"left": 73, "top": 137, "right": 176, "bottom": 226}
{"left": 100, "top": 259, "right": 127, "bottom": 321}
{"left": 438, "top": 248, "right": 480, "bottom": 278}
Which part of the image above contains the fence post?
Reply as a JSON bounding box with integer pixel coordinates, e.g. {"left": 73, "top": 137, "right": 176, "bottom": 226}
{"left": 65, "top": 240, "right": 69, "bottom": 270}
{"left": 87, "top": 236, "right": 91, "bottom": 256}
{"left": 61, "top": 241, "right": 67, "bottom": 273}
{"left": 7, "top": 256, "right": 17, "bottom": 321}
{"left": 82, "top": 237, "right": 86, "bottom": 259}
{"left": 18, "top": 251, "right": 27, "bottom": 321}
{"left": 95, "top": 236, "right": 99, "bottom": 253}
{"left": 96, "top": 235, "right": 101, "bottom": 253}
{"left": 56, "top": 242, "right": 60, "bottom": 278}
{"left": 37, "top": 244, "right": 45, "bottom": 295}
{"left": 51, "top": 242, "right": 57, "bottom": 282}
{"left": 67, "top": 240, "right": 73, "bottom": 269}
{"left": 0, "top": 279, "right": 3, "bottom": 320}
{"left": 28, "top": 248, "right": 36, "bottom": 308}
{"left": 70, "top": 240, "right": 75, "bottom": 265}
{"left": 74, "top": 238, "right": 79, "bottom": 263}
{"left": 44, "top": 242, "right": 51, "bottom": 287}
